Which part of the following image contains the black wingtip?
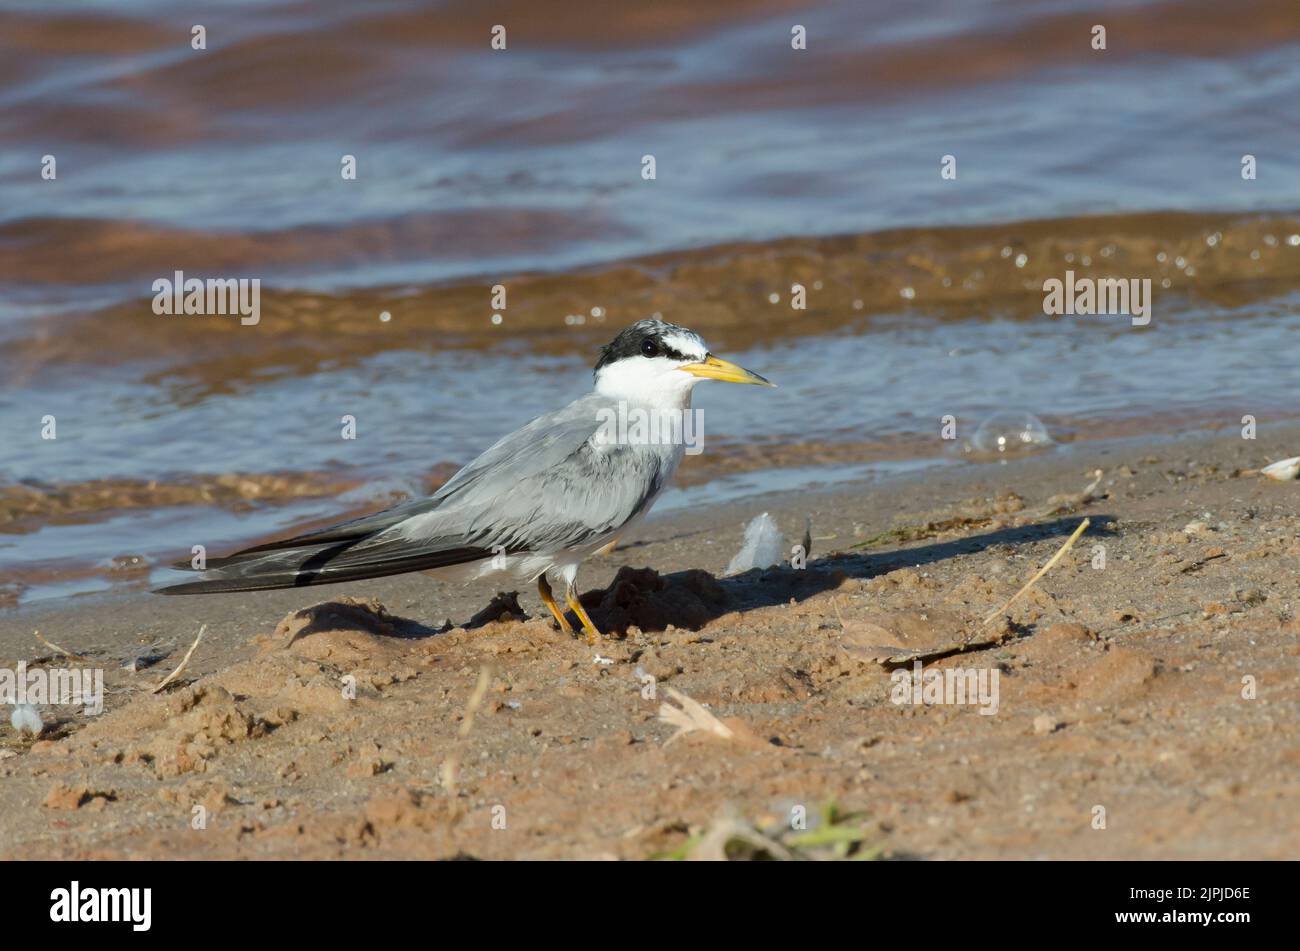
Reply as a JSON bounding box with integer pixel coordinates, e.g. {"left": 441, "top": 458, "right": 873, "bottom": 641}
{"left": 152, "top": 577, "right": 286, "bottom": 595}
{"left": 153, "top": 580, "right": 212, "bottom": 595}
{"left": 152, "top": 573, "right": 281, "bottom": 595}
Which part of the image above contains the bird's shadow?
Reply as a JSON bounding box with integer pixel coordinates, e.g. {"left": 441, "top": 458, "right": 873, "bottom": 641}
{"left": 280, "top": 598, "right": 446, "bottom": 646}
{"left": 277, "top": 515, "right": 1111, "bottom": 643}
{"left": 585, "top": 514, "right": 1114, "bottom": 634}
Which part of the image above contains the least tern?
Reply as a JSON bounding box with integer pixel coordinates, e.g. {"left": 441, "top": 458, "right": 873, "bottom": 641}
{"left": 157, "top": 319, "right": 774, "bottom": 642}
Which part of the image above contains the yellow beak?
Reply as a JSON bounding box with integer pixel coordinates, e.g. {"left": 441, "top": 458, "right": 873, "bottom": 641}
{"left": 679, "top": 354, "right": 775, "bottom": 387}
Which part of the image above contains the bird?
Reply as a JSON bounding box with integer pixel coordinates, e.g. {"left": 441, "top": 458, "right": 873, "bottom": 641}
{"left": 155, "top": 319, "right": 774, "bottom": 643}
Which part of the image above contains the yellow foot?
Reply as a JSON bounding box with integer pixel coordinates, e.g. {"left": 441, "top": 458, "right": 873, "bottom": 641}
{"left": 538, "top": 575, "right": 573, "bottom": 634}
{"left": 565, "top": 586, "right": 602, "bottom": 646}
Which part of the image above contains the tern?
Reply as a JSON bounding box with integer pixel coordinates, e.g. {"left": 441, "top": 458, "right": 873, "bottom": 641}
{"left": 157, "top": 319, "right": 774, "bottom": 642}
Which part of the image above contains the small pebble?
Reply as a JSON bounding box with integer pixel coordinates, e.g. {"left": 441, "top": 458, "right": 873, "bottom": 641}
{"left": 1033, "top": 714, "right": 1061, "bottom": 735}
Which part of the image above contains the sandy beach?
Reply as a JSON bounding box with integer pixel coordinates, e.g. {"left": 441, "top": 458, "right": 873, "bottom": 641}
{"left": 3, "top": 420, "right": 1297, "bottom": 860}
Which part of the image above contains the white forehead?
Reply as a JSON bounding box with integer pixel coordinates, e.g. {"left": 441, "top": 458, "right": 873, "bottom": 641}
{"left": 662, "top": 329, "right": 707, "bottom": 359}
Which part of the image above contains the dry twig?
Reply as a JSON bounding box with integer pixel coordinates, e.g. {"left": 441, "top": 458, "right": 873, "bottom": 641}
{"left": 152, "top": 624, "right": 206, "bottom": 693}
{"left": 34, "top": 630, "right": 87, "bottom": 661}
{"left": 983, "top": 519, "right": 1089, "bottom": 625}
{"left": 441, "top": 665, "right": 493, "bottom": 805}
{"left": 659, "top": 687, "right": 735, "bottom": 746}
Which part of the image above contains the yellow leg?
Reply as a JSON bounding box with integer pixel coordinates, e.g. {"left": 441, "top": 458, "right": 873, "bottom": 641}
{"left": 565, "top": 584, "right": 602, "bottom": 646}
{"left": 538, "top": 575, "right": 573, "bottom": 634}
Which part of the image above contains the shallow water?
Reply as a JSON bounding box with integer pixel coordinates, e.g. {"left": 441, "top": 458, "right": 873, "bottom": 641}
{"left": 2, "top": 0, "right": 1299, "bottom": 605}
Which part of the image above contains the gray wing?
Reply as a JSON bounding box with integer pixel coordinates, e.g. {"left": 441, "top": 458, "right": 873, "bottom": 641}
{"left": 387, "top": 391, "right": 666, "bottom": 553}
{"left": 156, "top": 393, "right": 663, "bottom": 593}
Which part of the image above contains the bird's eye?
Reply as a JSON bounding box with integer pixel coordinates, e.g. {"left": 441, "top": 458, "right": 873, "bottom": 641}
{"left": 640, "top": 339, "right": 659, "bottom": 357}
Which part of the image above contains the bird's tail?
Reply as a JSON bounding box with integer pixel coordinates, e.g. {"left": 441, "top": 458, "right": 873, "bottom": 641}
{"left": 154, "top": 533, "right": 493, "bottom": 595}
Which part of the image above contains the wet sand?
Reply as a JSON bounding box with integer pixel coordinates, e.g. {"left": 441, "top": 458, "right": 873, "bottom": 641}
{"left": 2, "top": 422, "right": 1297, "bottom": 859}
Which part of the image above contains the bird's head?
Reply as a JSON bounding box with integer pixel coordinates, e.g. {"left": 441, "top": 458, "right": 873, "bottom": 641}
{"left": 593, "top": 319, "right": 774, "bottom": 404}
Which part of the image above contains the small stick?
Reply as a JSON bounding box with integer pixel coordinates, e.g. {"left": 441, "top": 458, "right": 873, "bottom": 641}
{"left": 34, "top": 630, "right": 87, "bottom": 661}
{"left": 152, "top": 624, "right": 206, "bottom": 693}
{"left": 457, "top": 665, "right": 492, "bottom": 739}
{"left": 983, "top": 519, "right": 1089, "bottom": 626}
{"left": 441, "top": 665, "right": 493, "bottom": 806}
{"left": 659, "top": 686, "right": 735, "bottom": 746}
